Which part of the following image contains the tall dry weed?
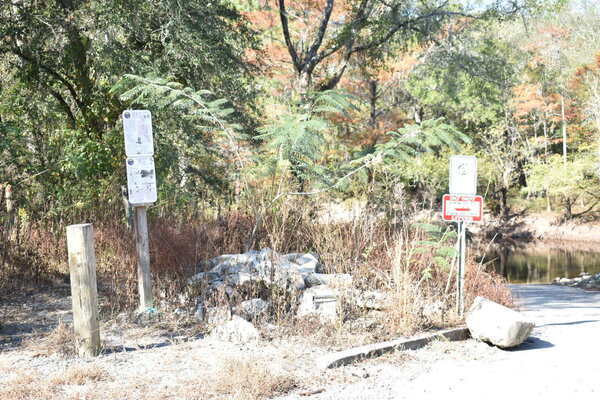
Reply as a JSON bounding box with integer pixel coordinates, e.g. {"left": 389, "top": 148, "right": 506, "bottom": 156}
{"left": 2, "top": 194, "right": 512, "bottom": 339}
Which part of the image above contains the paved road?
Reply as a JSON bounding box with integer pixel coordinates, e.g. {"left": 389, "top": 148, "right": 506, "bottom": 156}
{"left": 286, "top": 284, "right": 600, "bottom": 400}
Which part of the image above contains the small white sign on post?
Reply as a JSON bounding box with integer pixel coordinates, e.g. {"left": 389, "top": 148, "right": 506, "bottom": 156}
{"left": 122, "top": 109, "right": 156, "bottom": 311}
{"left": 125, "top": 155, "right": 157, "bottom": 205}
{"left": 123, "top": 110, "right": 154, "bottom": 156}
{"left": 449, "top": 155, "right": 477, "bottom": 195}
{"left": 445, "top": 155, "right": 478, "bottom": 317}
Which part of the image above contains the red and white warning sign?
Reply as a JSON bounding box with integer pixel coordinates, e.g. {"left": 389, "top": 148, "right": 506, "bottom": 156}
{"left": 442, "top": 194, "right": 483, "bottom": 222}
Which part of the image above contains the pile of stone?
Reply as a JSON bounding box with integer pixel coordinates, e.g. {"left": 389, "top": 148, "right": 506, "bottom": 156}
{"left": 188, "top": 248, "right": 385, "bottom": 334}
{"left": 552, "top": 272, "right": 600, "bottom": 290}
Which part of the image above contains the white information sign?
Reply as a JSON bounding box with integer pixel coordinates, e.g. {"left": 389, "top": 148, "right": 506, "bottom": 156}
{"left": 125, "top": 156, "right": 157, "bottom": 205}
{"left": 123, "top": 110, "right": 154, "bottom": 156}
{"left": 449, "top": 155, "right": 477, "bottom": 195}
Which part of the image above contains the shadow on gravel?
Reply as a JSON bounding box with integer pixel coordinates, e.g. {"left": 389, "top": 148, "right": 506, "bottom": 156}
{"left": 0, "top": 322, "right": 59, "bottom": 350}
{"left": 539, "top": 319, "right": 600, "bottom": 327}
{"left": 506, "top": 336, "right": 554, "bottom": 352}
{"left": 100, "top": 335, "right": 203, "bottom": 355}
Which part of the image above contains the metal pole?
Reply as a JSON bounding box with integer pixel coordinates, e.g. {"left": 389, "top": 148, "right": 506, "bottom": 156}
{"left": 459, "top": 222, "right": 467, "bottom": 316}
{"left": 456, "top": 221, "right": 462, "bottom": 314}
{"left": 134, "top": 206, "right": 153, "bottom": 310}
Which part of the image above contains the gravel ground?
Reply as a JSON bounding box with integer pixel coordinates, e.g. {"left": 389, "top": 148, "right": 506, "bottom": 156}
{"left": 2, "top": 284, "right": 598, "bottom": 399}
{"left": 278, "top": 284, "right": 600, "bottom": 399}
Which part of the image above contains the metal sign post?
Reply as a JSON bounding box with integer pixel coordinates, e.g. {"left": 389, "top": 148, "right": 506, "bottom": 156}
{"left": 122, "top": 110, "right": 157, "bottom": 311}
{"left": 457, "top": 221, "right": 466, "bottom": 316}
{"left": 445, "top": 156, "right": 481, "bottom": 317}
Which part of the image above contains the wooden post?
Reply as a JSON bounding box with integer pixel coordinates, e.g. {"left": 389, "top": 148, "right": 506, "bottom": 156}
{"left": 66, "top": 224, "right": 101, "bottom": 357}
{"left": 134, "top": 206, "right": 153, "bottom": 310}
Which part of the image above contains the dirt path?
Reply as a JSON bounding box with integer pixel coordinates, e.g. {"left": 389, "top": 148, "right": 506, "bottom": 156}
{"left": 280, "top": 284, "right": 600, "bottom": 399}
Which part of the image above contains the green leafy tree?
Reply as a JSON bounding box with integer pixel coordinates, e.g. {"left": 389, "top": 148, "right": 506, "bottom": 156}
{"left": 526, "top": 153, "right": 600, "bottom": 220}
{"left": 256, "top": 90, "right": 356, "bottom": 191}
{"left": 0, "top": 0, "right": 259, "bottom": 218}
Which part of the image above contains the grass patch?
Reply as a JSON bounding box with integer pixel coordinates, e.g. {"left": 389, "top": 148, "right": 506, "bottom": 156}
{"left": 50, "top": 364, "right": 110, "bottom": 385}
{"left": 210, "top": 357, "right": 297, "bottom": 400}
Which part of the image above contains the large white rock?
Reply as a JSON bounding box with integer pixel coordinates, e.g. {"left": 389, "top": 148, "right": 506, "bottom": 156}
{"left": 236, "top": 298, "right": 270, "bottom": 321}
{"left": 466, "top": 296, "right": 535, "bottom": 348}
{"left": 210, "top": 316, "right": 260, "bottom": 343}
{"left": 305, "top": 273, "right": 353, "bottom": 288}
{"left": 190, "top": 248, "right": 309, "bottom": 291}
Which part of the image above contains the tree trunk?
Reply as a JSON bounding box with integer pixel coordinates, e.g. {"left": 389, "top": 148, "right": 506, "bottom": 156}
{"left": 564, "top": 197, "right": 573, "bottom": 220}
{"left": 561, "top": 94, "right": 567, "bottom": 165}
{"left": 368, "top": 80, "right": 378, "bottom": 128}
{"left": 296, "top": 71, "right": 311, "bottom": 97}
{"left": 542, "top": 117, "right": 548, "bottom": 157}
{"left": 4, "top": 185, "right": 17, "bottom": 243}
{"left": 500, "top": 186, "right": 509, "bottom": 221}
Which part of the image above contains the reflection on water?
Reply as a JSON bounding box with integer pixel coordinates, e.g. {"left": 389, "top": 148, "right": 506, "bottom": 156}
{"left": 482, "top": 246, "right": 600, "bottom": 284}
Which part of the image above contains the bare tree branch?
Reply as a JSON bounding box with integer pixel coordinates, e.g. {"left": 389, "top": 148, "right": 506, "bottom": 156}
{"left": 304, "top": 0, "right": 335, "bottom": 72}
{"left": 11, "top": 47, "right": 86, "bottom": 114}
{"left": 278, "top": 0, "right": 301, "bottom": 72}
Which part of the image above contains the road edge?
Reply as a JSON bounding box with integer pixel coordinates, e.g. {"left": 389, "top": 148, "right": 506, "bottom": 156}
{"left": 318, "top": 327, "right": 471, "bottom": 369}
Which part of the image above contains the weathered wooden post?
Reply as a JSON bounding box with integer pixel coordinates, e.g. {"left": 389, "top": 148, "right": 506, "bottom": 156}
{"left": 134, "top": 206, "right": 153, "bottom": 309}
{"left": 122, "top": 110, "right": 157, "bottom": 311}
{"left": 66, "top": 223, "right": 101, "bottom": 357}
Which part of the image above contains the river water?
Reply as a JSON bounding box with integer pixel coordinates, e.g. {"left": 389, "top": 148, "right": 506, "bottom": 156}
{"left": 482, "top": 244, "right": 600, "bottom": 284}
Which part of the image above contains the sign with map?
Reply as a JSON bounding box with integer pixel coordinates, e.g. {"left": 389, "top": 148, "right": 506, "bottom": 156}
{"left": 125, "top": 156, "right": 157, "bottom": 205}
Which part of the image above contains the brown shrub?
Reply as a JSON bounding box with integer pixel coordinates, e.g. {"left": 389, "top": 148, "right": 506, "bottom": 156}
{"left": 464, "top": 261, "right": 514, "bottom": 308}
{"left": 1, "top": 195, "right": 512, "bottom": 340}
{"left": 25, "top": 320, "right": 77, "bottom": 358}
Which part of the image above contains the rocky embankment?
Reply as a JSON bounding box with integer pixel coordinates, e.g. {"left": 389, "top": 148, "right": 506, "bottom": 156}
{"left": 477, "top": 214, "right": 600, "bottom": 243}
{"left": 552, "top": 272, "right": 600, "bottom": 290}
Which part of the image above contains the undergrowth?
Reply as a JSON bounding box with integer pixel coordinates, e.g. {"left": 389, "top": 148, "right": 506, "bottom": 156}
{"left": 0, "top": 197, "right": 512, "bottom": 342}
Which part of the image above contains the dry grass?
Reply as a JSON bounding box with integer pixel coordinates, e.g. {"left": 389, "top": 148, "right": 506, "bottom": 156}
{"left": 0, "top": 364, "right": 109, "bottom": 400}
{"left": 38, "top": 321, "right": 77, "bottom": 357}
{"left": 209, "top": 357, "right": 297, "bottom": 400}
{"left": 0, "top": 371, "right": 57, "bottom": 400}
{"left": 50, "top": 364, "right": 110, "bottom": 385}
{"left": 23, "top": 320, "right": 77, "bottom": 358}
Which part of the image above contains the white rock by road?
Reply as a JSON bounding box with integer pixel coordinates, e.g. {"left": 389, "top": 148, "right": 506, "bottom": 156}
{"left": 466, "top": 296, "right": 535, "bottom": 348}
{"left": 278, "top": 284, "right": 600, "bottom": 399}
